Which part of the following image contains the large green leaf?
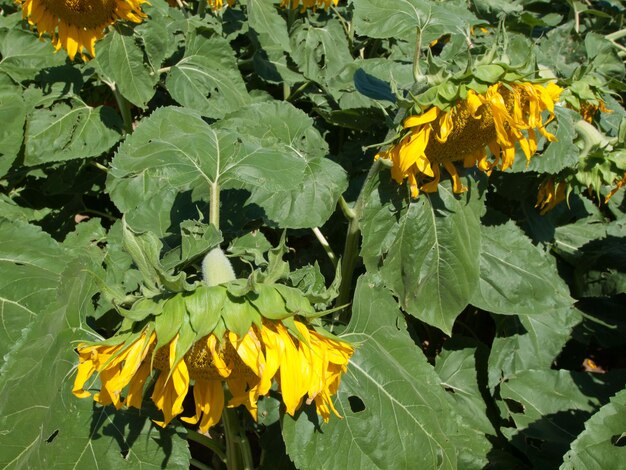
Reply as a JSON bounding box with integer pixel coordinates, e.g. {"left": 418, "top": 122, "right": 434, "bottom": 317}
{"left": 554, "top": 219, "right": 626, "bottom": 297}
{"left": 0, "top": 220, "right": 69, "bottom": 369}
{"left": 0, "top": 27, "right": 65, "bottom": 83}
{"left": 362, "top": 174, "right": 482, "bottom": 335}
{"left": 0, "top": 80, "right": 26, "bottom": 177}
{"left": 499, "top": 369, "right": 626, "bottom": 468}
{"left": 289, "top": 19, "right": 352, "bottom": 85}
{"left": 219, "top": 101, "right": 347, "bottom": 228}
{"left": 471, "top": 222, "right": 574, "bottom": 315}
{"left": 282, "top": 275, "right": 490, "bottom": 469}
{"left": 352, "top": 0, "right": 480, "bottom": 44}
{"left": 166, "top": 33, "right": 251, "bottom": 118}
{"left": 0, "top": 259, "right": 191, "bottom": 469}
{"left": 561, "top": 388, "right": 626, "bottom": 469}
{"left": 108, "top": 106, "right": 308, "bottom": 230}
{"left": 24, "top": 102, "right": 123, "bottom": 165}
{"left": 95, "top": 27, "right": 158, "bottom": 108}
{"left": 435, "top": 338, "right": 495, "bottom": 436}
{"left": 247, "top": 0, "right": 291, "bottom": 53}
{"left": 487, "top": 307, "right": 582, "bottom": 391}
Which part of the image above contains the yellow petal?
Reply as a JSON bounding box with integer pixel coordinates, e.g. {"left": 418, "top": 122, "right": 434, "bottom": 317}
{"left": 403, "top": 107, "right": 439, "bottom": 128}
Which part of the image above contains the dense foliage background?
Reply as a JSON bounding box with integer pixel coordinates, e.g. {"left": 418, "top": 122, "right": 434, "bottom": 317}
{"left": 0, "top": 0, "right": 625, "bottom": 468}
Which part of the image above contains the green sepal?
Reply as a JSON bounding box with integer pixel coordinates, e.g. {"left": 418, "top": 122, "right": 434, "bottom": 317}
{"left": 248, "top": 284, "right": 291, "bottom": 320}
{"left": 311, "top": 324, "right": 356, "bottom": 348}
{"left": 186, "top": 285, "right": 226, "bottom": 339}
{"left": 226, "top": 278, "right": 254, "bottom": 297}
{"left": 119, "top": 297, "right": 163, "bottom": 322}
{"left": 221, "top": 293, "right": 261, "bottom": 338}
{"left": 171, "top": 315, "right": 196, "bottom": 375}
{"left": 280, "top": 316, "right": 308, "bottom": 346}
{"left": 72, "top": 330, "right": 135, "bottom": 349}
{"left": 273, "top": 284, "right": 315, "bottom": 317}
{"left": 154, "top": 293, "right": 185, "bottom": 352}
{"left": 472, "top": 64, "right": 506, "bottom": 84}
{"left": 212, "top": 318, "right": 227, "bottom": 343}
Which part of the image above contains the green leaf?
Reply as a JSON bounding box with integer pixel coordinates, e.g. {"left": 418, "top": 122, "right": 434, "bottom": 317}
{"left": 135, "top": 10, "right": 177, "bottom": 71}
{"left": 24, "top": 102, "right": 123, "bottom": 166}
{"left": 499, "top": 369, "right": 626, "bottom": 468}
{"left": 363, "top": 175, "right": 482, "bottom": 335}
{"left": 289, "top": 261, "right": 341, "bottom": 305}
{"left": 561, "top": 388, "right": 626, "bottom": 469}
{"left": 166, "top": 33, "right": 251, "bottom": 118}
{"left": 352, "top": 0, "right": 480, "bottom": 44}
{"left": 289, "top": 20, "right": 352, "bottom": 85}
{"left": 161, "top": 220, "right": 222, "bottom": 271}
{"left": 95, "top": 27, "right": 157, "bottom": 108}
{"left": 228, "top": 231, "right": 272, "bottom": 266}
{"left": 0, "top": 28, "right": 65, "bottom": 83}
{"left": 247, "top": 0, "right": 291, "bottom": 53}
{"left": 219, "top": 101, "right": 348, "bottom": 227}
{"left": 0, "top": 260, "right": 190, "bottom": 468}
{"left": 471, "top": 222, "right": 574, "bottom": 315}
{"left": 108, "top": 107, "right": 308, "bottom": 225}
{"left": 0, "top": 220, "right": 69, "bottom": 368}
{"left": 0, "top": 81, "right": 26, "bottom": 177}
{"left": 487, "top": 307, "right": 582, "bottom": 391}
{"left": 435, "top": 338, "right": 495, "bottom": 436}
{"left": 282, "top": 275, "right": 489, "bottom": 469}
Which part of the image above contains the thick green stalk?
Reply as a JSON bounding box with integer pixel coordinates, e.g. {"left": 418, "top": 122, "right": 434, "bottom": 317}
{"left": 187, "top": 430, "right": 227, "bottom": 463}
{"left": 575, "top": 119, "right": 611, "bottom": 156}
{"left": 335, "top": 159, "right": 382, "bottom": 320}
{"left": 412, "top": 27, "right": 423, "bottom": 83}
{"left": 197, "top": 0, "right": 207, "bottom": 17}
{"left": 210, "top": 181, "right": 220, "bottom": 230}
{"left": 606, "top": 28, "right": 626, "bottom": 41}
{"left": 112, "top": 86, "right": 133, "bottom": 135}
{"left": 222, "top": 408, "right": 253, "bottom": 470}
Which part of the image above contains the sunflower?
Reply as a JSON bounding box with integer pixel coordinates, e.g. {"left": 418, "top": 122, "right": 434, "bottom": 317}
{"left": 207, "top": 0, "right": 234, "bottom": 10}
{"left": 16, "top": 0, "right": 148, "bottom": 60}
{"left": 280, "top": 0, "right": 339, "bottom": 12}
{"left": 376, "top": 81, "right": 563, "bottom": 198}
{"left": 72, "top": 282, "right": 354, "bottom": 432}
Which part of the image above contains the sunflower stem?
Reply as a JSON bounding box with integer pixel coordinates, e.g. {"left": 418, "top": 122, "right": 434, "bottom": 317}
{"left": 338, "top": 195, "right": 356, "bottom": 220}
{"left": 111, "top": 86, "right": 133, "bottom": 135}
{"left": 222, "top": 408, "right": 253, "bottom": 470}
{"left": 335, "top": 159, "right": 382, "bottom": 321}
{"left": 412, "top": 27, "right": 423, "bottom": 83}
{"left": 190, "top": 458, "right": 213, "bottom": 470}
{"left": 210, "top": 181, "right": 220, "bottom": 230}
{"left": 575, "top": 120, "right": 611, "bottom": 155}
{"left": 606, "top": 28, "right": 626, "bottom": 41}
{"left": 197, "top": 0, "right": 207, "bottom": 17}
{"left": 187, "top": 431, "right": 227, "bottom": 463}
{"left": 312, "top": 227, "right": 338, "bottom": 268}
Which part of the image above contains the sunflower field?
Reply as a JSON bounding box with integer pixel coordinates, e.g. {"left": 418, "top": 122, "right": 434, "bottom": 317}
{"left": 1, "top": 0, "right": 625, "bottom": 468}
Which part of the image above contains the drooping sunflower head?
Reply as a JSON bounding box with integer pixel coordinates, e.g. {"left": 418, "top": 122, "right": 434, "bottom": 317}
{"left": 376, "top": 81, "right": 563, "bottom": 198}
{"left": 72, "top": 279, "right": 355, "bottom": 432}
{"left": 16, "top": 0, "right": 148, "bottom": 60}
